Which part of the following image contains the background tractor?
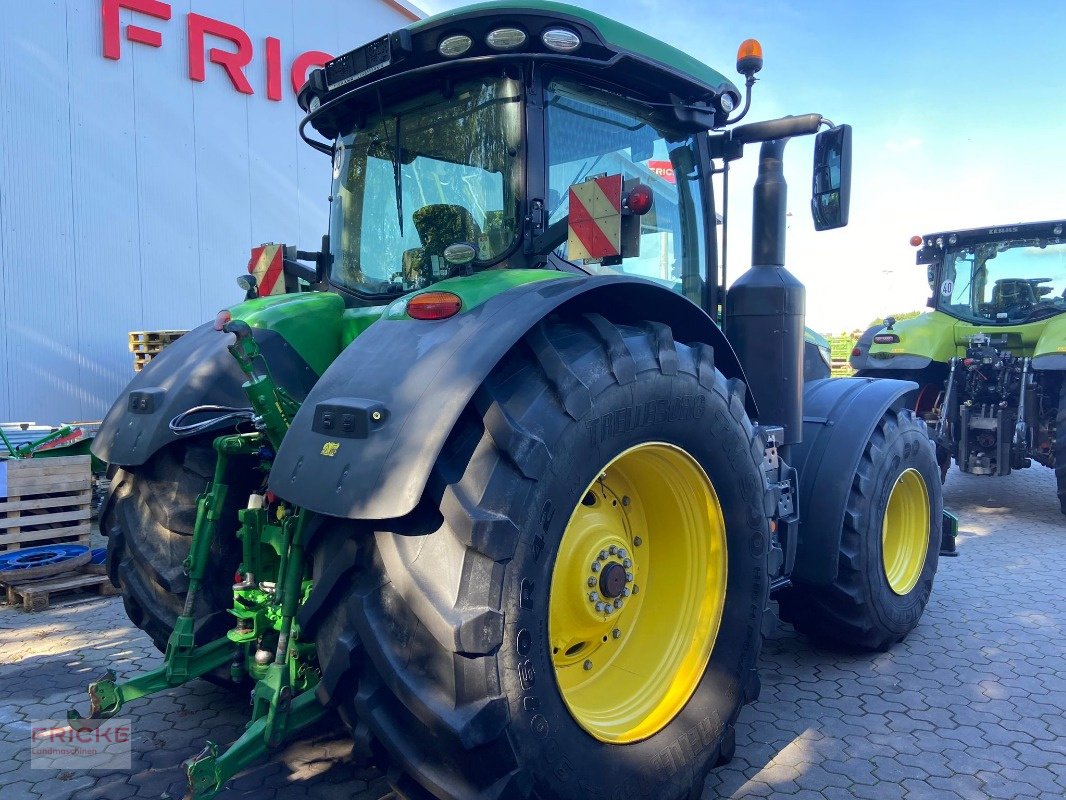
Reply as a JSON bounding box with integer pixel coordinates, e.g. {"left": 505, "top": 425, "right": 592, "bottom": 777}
{"left": 79, "top": 3, "right": 952, "bottom": 799}
{"left": 852, "top": 220, "right": 1066, "bottom": 513}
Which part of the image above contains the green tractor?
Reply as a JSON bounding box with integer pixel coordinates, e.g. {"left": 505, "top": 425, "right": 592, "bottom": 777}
{"left": 74, "top": 3, "right": 954, "bottom": 798}
{"left": 852, "top": 221, "right": 1066, "bottom": 512}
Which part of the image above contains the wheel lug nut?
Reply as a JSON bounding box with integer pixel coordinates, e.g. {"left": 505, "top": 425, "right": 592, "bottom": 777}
{"left": 591, "top": 562, "right": 601, "bottom": 572}
{"left": 584, "top": 659, "right": 593, "bottom": 670}
{"left": 613, "top": 598, "right": 623, "bottom": 609}
{"left": 605, "top": 606, "right": 614, "bottom": 615}
{"left": 623, "top": 558, "right": 632, "bottom": 568}
{"left": 612, "top": 628, "right": 622, "bottom": 639}
{"left": 609, "top": 545, "right": 617, "bottom": 555}
{"left": 618, "top": 549, "right": 627, "bottom": 559}
{"left": 589, "top": 592, "right": 599, "bottom": 603}
{"left": 587, "top": 576, "right": 596, "bottom": 587}
{"left": 622, "top": 587, "right": 630, "bottom": 597}
{"left": 595, "top": 602, "right": 607, "bottom": 612}
{"left": 599, "top": 550, "right": 608, "bottom": 560}
{"left": 632, "top": 585, "right": 639, "bottom": 594}
{"left": 634, "top": 536, "right": 642, "bottom": 547}
{"left": 625, "top": 571, "right": 634, "bottom": 582}
{"left": 622, "top": 496, "right": 631, "bottom": 506}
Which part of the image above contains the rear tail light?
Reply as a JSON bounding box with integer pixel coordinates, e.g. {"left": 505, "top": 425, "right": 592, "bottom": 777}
{"left": 873, "top": 334, "right": 900, "bottom": 344}
{"left": 407, "top": 292, "right": 462, "bottom": 320}
{"left": 623, "top": 184, "right": 653, "bottom": 215}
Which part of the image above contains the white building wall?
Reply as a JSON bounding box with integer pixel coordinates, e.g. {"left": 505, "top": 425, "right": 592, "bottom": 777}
{"left": 0, "top": 0, "right": 419, "bottom": 423}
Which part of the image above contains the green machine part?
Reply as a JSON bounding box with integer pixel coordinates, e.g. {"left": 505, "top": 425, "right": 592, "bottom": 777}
{"left": 70, "top": 325, "right": 327, "bottom": 800}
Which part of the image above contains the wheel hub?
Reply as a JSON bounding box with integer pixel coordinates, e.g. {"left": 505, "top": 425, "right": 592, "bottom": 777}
{"left": 598, "top": 561, "right": 628, "bottom": 598}
{"left": 548, "top": 442, "right": 728, "bottom": 744}
{"left": 881, "top": 467, "right": 930, "bottom": 595}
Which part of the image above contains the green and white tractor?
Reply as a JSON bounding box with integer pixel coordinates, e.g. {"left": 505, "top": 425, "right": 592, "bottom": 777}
{"left": 852, "top": 221, "right": 1066, "bottom": 513}
{"left": 72, "top": 3, "right": 955, "bottom": 798}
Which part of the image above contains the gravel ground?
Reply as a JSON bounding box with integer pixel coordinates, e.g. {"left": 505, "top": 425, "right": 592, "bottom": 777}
{"left": 1, "top": 467, "right": 1063, "bottom": 799}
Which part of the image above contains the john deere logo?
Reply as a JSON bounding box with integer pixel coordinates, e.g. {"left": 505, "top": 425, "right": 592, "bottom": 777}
{"left": 321, "top": 442, "right": 340, "bottom": 457}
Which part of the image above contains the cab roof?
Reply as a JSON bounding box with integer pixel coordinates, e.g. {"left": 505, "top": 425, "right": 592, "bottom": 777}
{"left": 409, "top": 0, "right": 737, "bottom": 98}
{"left": 299, "top": 1, "right": 740, "bottom": 142}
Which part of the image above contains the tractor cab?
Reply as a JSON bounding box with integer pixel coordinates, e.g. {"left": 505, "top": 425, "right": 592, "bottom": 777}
{"left": 294, "top": 0, "right": 850, "bottom": 320}
{"left": 918, "top": 222, "right": 1066, "bottom": 325}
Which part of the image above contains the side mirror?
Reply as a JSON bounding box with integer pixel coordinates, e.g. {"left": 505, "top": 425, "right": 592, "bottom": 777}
{"left": 811, "top": 124, "right": 852, "bottom": 231}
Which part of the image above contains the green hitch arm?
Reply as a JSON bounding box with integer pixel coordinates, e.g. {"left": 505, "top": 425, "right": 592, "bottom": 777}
{"left": 184, "top": 512, "right": 322, "bottom": 800}
{"left": 0, "top": 426, "right": 16, "bottom": 456}
{"left": 69, "top": 434, "right": 261, "bottom": 726}
{"left": 68, "top": 638, "right": 235, "bottom": 726}
{"left": 1, "top": 424, "right": 74, "bottom": 458}
{"left": 184, "top": 688, "right": 324, "bottom": 800}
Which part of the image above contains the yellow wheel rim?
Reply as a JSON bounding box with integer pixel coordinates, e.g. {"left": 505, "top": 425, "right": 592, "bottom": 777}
{"left": 881, "top": 467, "right": 930, "bottom": 595}
{"left": 548, "top": 442, "right": 727, "bottom": 744}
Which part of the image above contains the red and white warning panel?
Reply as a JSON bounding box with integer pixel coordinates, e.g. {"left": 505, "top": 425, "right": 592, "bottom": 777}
{"left": 248, "top": 243, "right": 285, "bottom": 296}
{"left": 568, "top": 174, "right": 623, "bottom": 261}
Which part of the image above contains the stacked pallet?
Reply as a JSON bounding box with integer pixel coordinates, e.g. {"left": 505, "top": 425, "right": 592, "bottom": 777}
{"left": 0, "top": 455, "right": 92, "bottom": 551}
{"left": 4, "top": 569, "right": 118, "bottom": 611}
{"left": 129, "top": 329, "right": 188, "bottom": 372}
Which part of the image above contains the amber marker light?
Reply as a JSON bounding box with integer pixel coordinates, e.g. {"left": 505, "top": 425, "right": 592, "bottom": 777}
{"left": 407, "top": 291, "right": 462, "bottom": 320}
{"left": 736, "top": 38, "right": 763, "bottom": 76}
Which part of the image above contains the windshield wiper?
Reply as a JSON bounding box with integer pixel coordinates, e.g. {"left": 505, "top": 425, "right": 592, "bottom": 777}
{"left": 377, "top": 91, "right": 403, "bottom": 237}
{"left": 391, "top": 118, "right": 403, "bottom": 237}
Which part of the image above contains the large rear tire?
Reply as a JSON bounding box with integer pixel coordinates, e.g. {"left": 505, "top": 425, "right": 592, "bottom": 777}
{"left": 778, "top": 408, "right": 942, "bottom": 651}
{"left": 102, "top": 439, "right": 253, "bottom": 652}
{"left": 303, "top": 315, "right": 773, "bottom": 800}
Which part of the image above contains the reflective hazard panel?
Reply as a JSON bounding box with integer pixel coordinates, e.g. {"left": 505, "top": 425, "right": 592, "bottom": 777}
{"left": 568, "top": 175, "right": 623, "bottom": 261}
{"left": 248, "top": 244, "right": 285, "bottom": 296}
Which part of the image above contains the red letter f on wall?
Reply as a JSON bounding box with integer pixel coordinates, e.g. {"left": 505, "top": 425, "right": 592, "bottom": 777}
{"left": 102, "top": 0, "right": 172, "bottom": 60}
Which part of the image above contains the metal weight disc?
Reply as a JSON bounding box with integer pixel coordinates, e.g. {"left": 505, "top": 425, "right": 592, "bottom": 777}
{"left": 0, "top": 544, "right": 91, "bottom": 582}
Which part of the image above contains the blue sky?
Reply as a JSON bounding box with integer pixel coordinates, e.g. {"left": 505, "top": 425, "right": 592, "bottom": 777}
{"left": 416, "top": 0, "right": 1066, "bottom": 332}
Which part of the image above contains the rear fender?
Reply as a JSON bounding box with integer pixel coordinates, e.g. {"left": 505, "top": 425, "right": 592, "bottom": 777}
{"left": 91, "top": 322, "right": 319, "bottom": 467}
{"left": 267, "top": 274, "right": 755, "bottom": 520}
{"left": 790, "top": 376, "right": 919, "bottom": 585}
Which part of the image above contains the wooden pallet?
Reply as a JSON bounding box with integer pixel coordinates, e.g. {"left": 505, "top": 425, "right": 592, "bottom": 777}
{"left": 0, "top": 455, "right": 91, "bottom": 551}
{"left": 128, "top": 330, "right": 187, "bottom": 346}
{"left": 4, "top": 572, "right": 118, "bottom": 611}
{"left": 129, "top": 330, "right": 188, "bottom": 372}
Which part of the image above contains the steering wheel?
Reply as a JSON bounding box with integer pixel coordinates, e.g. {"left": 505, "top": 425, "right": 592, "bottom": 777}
{"left": 1003, "top": 301, "right": 1035, "bottom": 319}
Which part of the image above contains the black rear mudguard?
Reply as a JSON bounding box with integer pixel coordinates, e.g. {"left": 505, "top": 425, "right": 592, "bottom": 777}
{"left": 91, "top": 322, "right": 318, "bottom": 467}
{"left": 790, "top": 376, "right": 922, "bottom": 585}
{"left": 268, "top": 275, "right": 756, "bottom": 520}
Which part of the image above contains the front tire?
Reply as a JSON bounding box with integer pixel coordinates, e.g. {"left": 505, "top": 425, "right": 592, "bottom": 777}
{"left": 304, "top": 315, "right": 773, "bottom": 800}
{"left": 778, "top": 408, "right": 942, "bottom": 651}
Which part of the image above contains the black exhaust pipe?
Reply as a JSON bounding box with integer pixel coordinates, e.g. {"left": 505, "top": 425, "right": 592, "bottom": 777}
{"left": 725, "top": 138, "right": 805, "bottom": 446}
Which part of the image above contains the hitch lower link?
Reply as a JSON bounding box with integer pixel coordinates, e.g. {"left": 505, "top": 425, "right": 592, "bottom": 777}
{"left": 68, "top": 433, "right": 324, "bottom": 799}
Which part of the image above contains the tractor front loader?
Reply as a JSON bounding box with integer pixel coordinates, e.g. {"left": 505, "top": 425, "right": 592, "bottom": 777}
{"left": 75, "top": 4, "right": 954, "bottom": 799}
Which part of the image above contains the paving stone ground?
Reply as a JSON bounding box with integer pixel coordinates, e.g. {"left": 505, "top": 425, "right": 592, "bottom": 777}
{"left": 1, "top": 467, "right": 1063, "bottom": 799}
